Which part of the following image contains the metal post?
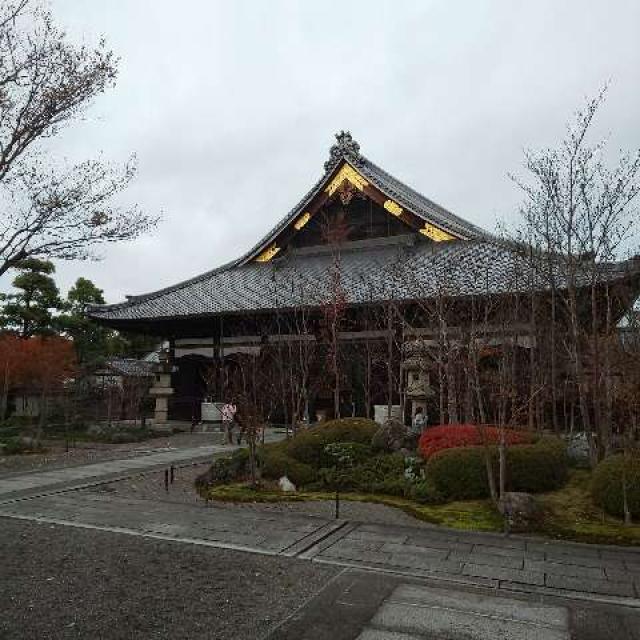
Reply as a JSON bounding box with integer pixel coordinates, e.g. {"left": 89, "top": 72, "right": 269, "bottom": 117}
{"left": 164, "top": 468, "right": 169, "bottom": 492}
{"left": 170, "top": 465, "right": 175, "bottom": 484}
{"left": 335, "top": 458, "right": 340, "bottom": 520}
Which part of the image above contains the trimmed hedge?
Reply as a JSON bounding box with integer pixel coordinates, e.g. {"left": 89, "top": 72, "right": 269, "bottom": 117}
{"left": 260, "top": 449, "right": 316, "bottom": 487}
{"left": 592, "top": 454, "right": 640, "bottom": 519}
{"left": 419, "top": 424, "right": 534, "bottom": 460}
{"left": 508, "top": 438, "right": 568, "bottom": 492}
{"left": 426, "top": 437, "right": 569, "bottom": 500}
{"left": 427, "top": 447, "right": 489, "bottom": 500}
{"left": 286, "top": 418, "right": 378, "bottom": 467}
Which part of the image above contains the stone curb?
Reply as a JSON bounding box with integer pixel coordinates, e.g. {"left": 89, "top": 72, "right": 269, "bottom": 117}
{"left": 309, "top": 557, "right": 640, "bottom": 610}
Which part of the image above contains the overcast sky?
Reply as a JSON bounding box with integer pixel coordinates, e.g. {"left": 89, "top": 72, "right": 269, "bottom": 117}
{"left": 5, "top": 0, "right": 640, "bottom": 303}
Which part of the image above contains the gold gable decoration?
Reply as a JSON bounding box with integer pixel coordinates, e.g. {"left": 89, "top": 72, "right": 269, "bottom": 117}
{"left": 294, "top": 212, "right": 311, "bottom": 230}
{"left": 420, "top": 223, "right": 455, "bottom": 242}
{"left": 383, "top": 199, "right": 403, "bottom": 217}
{"left": 255, "top": 244, "right": 281, "bottom": 262}
{"left": 326, "top": 164, "right": 368, "bottom": 197}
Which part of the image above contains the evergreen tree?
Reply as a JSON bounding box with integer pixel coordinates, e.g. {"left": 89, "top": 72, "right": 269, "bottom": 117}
{"left": 67, "top": 277, "right": 106, "bottom": 311}
{"left": 57, "top": 277, "right": 128, "bottom": 365}
{"left": 1, "top": 258, "right": 62, "bottom": 337}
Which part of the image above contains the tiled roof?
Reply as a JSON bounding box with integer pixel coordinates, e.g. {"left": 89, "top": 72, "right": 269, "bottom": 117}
{"left": 102, "top": 359, "right": 155, "bottom": 377}
{"left": 357, "top": 158, "right": 486, "bottom": 240}
{"left": 88, "top": 236, "right": 637, "bottom": 323}
{"left": 88, "top": 132, "right": 639, "bottom": 324}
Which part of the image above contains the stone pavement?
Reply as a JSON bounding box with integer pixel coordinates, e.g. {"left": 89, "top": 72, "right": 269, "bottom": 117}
{"left": 0, "top": 428, "right": 286, "bottom": 500}
{"left": 0, "top": 491, "right": 343, "bottom": 555}
{"left": 308, "top": 521, "right": 640, "bottom": 603}
{"left": 265, "top": 569, "right": 640, "bottom": 640}
{"left": 360, "top": 583, "right": 570, "bottom": 640}
{"left": 1, "top": 488, "right": 638, "bottom": 607}
{"left": 0, "top": 443, "right": 232, "bottom": 501}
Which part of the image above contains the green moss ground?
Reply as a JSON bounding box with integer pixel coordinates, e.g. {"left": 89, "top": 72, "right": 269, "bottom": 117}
{"left": 534, "top": 469, "right": 640, "bottom": 546}
{"left": 207, "top": 484, "right": 503, "bottom": 531}
{"left": 206, "top": 469, "right": 640, "bottom": 545}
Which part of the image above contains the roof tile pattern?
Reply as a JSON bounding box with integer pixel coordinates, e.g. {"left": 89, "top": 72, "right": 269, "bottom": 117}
{"left": 89, "top": 133, "right": 638, "bottom": 324}
{"left": 89, "top": 239, "right": 634, "bottom": 322}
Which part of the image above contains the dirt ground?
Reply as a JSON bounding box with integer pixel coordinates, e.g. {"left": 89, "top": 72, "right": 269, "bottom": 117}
{"left": 0, "top": 517, "right": 338, "bottom": 640}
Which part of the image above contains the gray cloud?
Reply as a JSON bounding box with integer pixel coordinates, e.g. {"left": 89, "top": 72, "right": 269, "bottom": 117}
{"left": 3, "top": 0, "right": 639, "bottom": 302}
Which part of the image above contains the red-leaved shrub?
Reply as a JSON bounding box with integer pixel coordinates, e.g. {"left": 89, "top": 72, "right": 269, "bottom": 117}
{"left": 418, "top": 424, "right": 534, "bottom": 460}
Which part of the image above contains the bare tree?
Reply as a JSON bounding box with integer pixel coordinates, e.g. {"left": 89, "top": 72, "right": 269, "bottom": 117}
{"left": 0, "top": 0, "right": 157, "bottom": 277}
{"left": 320, "top": 210, "right": 349, "bottom": 418}
{"left": 511, "top": 86, "right": 640, "bottom": 460}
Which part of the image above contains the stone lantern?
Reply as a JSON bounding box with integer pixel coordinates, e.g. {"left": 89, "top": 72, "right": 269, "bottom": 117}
{"left": 402, "top": 338, "right": 434, "bottom": 419}
{"left": 149, "top": 350, "right": 173, "bottom": 424}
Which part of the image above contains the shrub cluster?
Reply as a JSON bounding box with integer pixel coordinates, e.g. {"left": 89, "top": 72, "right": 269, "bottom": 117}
{"left": 317, "top": 452, "right": 407, "bottom": 495}
{"left": 592, "top": 454, "right": 640, "bottom": 518}
{"left": 286, "top": 418, "right": 378, "bottom": 467}
{"left": 259, "top": 418, "right": 390, "bottom": 490}
{"left": 100, "top": 427, "right": 152, "bottom": 444}
{"left": 410, "top": 480, "right": 447, "bottom": 505}
{"left": 259, "top": 448, "right": 316, "bottom": 487}
{"left": 1, "top": 436, "right": 43, "bottom": 455}
{"left": 419, "top": 424, "right": 534, "bottom": 460}
{"left": 426, "top": 437, "right": 569, "bottom": 500}
{"left": 508, "top": 437, "right": 568, "bottom": 492}
{"left": 195, "top": 448, "right": 250, "bottom": 489}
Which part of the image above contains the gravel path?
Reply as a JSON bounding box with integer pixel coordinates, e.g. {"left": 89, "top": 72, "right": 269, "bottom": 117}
{"left": 0, "top": 432, "right": 224, "bottom": 477}
{"left": 83, "top": 463, "right": 437, "bottom": 529}
{"left": 0, "top": 517, "right": 338, "bottom": 640}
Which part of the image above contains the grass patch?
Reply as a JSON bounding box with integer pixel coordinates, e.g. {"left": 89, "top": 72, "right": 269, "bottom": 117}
{"left": 535, "top": 469, "right": 640, "bottom": 546}
{"left": 207, "top": 484, "right": 503, "bottom": 532}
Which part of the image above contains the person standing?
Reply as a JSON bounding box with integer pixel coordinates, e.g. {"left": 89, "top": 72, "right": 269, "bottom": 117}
{"left": 221, "top": 401, "right": 237, "bottom": 445}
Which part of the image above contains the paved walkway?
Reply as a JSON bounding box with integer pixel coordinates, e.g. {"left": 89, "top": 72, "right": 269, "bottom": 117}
{"left": 265, "top": 569, "right": 640, "bottom": 640}
{"left": 0, "top": 444, "right": 231, "bottom": 501}
{"left": 309, "top": 521, "right": 640, "bottom": 603}
{"left": 1, "top": 488, "right": 638, "bottom": 606}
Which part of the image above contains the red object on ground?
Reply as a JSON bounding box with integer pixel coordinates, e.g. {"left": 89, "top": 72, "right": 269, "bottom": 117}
{"left": 418, "top": 424, "right": 533, "bottom": 460}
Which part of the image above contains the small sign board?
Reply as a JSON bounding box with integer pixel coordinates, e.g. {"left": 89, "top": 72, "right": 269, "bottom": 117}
{"left": 201, "top": 402, "right": 224, "bottom": 423}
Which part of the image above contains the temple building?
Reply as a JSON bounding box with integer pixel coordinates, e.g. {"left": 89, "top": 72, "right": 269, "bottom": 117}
{"left": 90, "top": 132, "right": 640, "bottom": 427}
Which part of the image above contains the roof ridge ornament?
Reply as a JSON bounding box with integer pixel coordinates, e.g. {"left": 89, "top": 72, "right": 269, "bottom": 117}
{"left": 324, "top": 130, "right": 364, "bottom": 172}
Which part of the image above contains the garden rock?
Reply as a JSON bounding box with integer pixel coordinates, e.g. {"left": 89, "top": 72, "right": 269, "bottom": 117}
{"left": 566, "top": 432, "right": 591, "bottom": 467}
{"left": 278, "top": 476, "right": 296, "bottom": 493}
{"left": 499, "top": 491, "right": 539, "bottom": 529}
{"left": 372, "top": 419, "right": 409, "bottom": 452}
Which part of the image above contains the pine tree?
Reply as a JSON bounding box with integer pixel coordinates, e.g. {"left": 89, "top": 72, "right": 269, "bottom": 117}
{"left": 56, "top": 277, "right": 127, "bottom": 365}
{"left": 1, "top": 258, "right": 61, "bottom": 337}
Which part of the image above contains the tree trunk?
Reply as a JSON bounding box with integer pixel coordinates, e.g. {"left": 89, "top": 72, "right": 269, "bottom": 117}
{"left": 1, "top": 361, "right": 10, "bottom": 421}
{"left": 499, "top": 429, "right": 506, "bottom": 501}
{"left": 446, "top": 353, "right": 458, "bottom": 424}
{"left": 477, "top": 424, "right": 498, "bottom": 505}
{"left": 386, "top": 304, "right": 393, "bottom": 421}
